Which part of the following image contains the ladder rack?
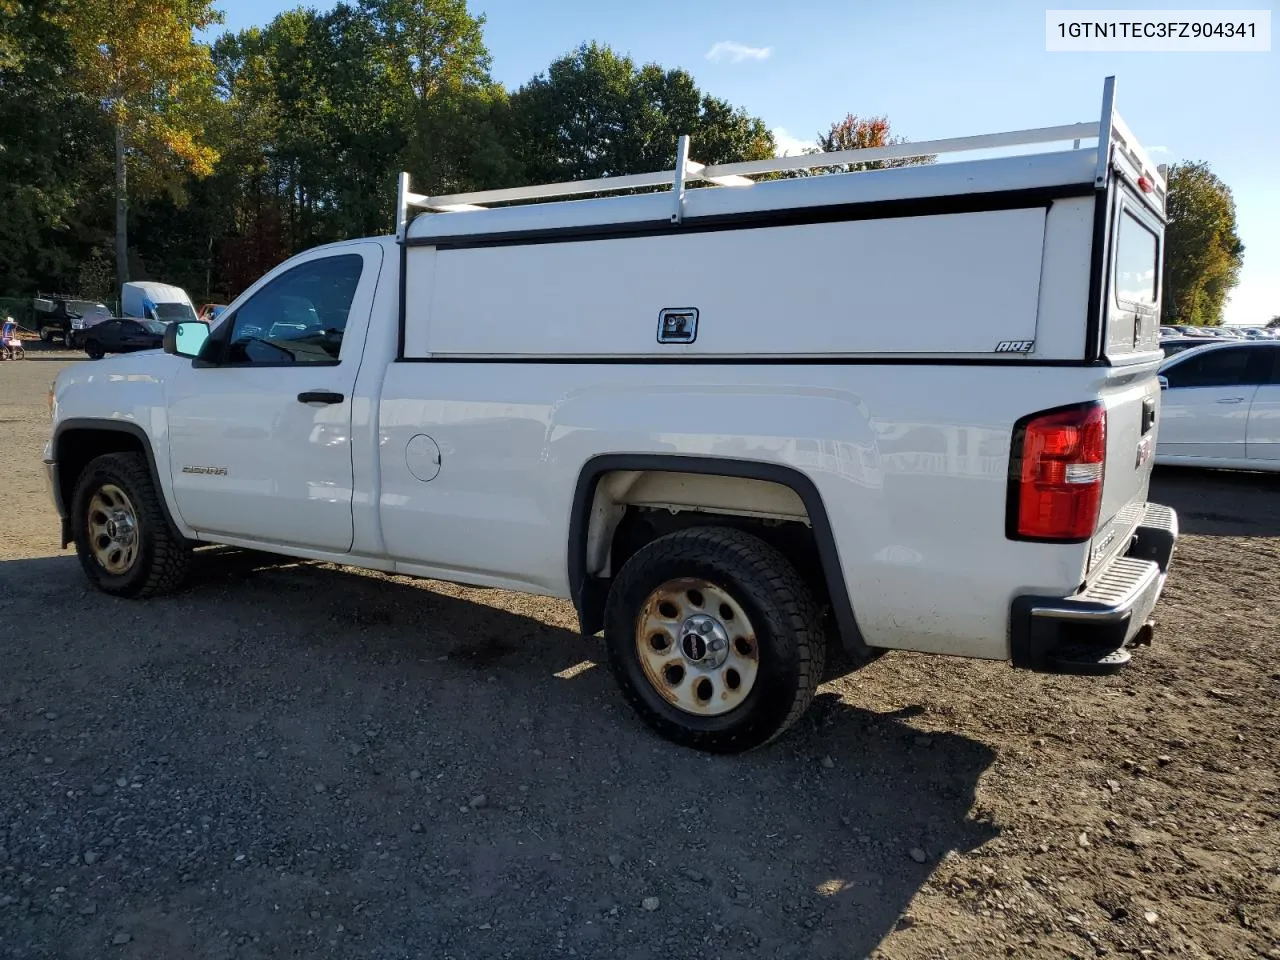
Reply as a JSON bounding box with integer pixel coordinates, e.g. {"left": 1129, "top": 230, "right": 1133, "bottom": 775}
{"left": 396, "top": 76, "right": 1164, "bottom": 239}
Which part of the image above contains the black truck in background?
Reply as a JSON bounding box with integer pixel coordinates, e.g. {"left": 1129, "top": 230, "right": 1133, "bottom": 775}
{"left": 33, "top": 294, "right": 109, "bottom": 346}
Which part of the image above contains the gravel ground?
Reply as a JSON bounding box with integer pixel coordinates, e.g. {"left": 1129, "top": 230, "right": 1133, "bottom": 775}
{"left": 2, "top": 345, "right": 1278, "bottom": 959}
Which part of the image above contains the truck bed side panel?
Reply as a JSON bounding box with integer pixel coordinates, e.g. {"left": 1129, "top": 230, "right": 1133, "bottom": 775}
{"left": 377, "top": 362, "right": 1119, "bottom": 660}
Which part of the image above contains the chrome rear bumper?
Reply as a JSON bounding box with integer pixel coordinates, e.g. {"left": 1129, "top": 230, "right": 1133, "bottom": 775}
{"left": 1010, "top": 503, "right": 1178, "bottom": 671}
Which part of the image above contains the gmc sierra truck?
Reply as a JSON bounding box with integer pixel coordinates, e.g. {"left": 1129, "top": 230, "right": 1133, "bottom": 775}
{"left": 44, "top": 77, "right": 1177, "bottom": 753}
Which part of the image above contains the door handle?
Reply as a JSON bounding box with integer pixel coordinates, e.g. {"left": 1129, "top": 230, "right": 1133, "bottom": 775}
{"left": 297, "top": 390, "right": 344, "bottom": 404}
{"left": 1216, "top": 397, "right": 1244, "bottom": 404}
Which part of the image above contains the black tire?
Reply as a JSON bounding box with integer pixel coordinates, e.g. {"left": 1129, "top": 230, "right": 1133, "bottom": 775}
{"left": 603, "top": 526, "right": 826, "bottom": 753}
{"left": 85, "top": 340, "right": 104, "bottom": 360}
{"left": 40, "top": 328, "right": 52, "bottom": 343}
{"left": 71, "top": 452, "right": 191, "bottom": 598}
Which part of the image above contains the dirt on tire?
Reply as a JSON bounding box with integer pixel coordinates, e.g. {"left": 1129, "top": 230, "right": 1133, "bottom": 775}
{"left": 1, "top": 346, "right": 1277, "bottom": 959}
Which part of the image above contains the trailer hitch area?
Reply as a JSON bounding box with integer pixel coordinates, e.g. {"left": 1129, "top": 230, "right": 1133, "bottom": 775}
{"left": 1131, "top": 620, "right": 1155, "bottom": 648}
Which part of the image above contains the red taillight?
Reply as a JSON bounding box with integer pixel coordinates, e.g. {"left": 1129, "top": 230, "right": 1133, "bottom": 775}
{"left": 1009, "top": 402, "right": 1106, "bottom": 541}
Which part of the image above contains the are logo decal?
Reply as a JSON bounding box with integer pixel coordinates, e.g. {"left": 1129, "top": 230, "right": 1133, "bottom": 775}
{"left": 994, "top": 340, "right": 1035, "bottom": 354}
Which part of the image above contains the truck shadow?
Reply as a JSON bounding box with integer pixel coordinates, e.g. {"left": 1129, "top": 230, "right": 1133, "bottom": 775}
{"left": 1150, "top": 465, "right": 1280, "bottom": 537}
{"left": 1, "top": 550, "right": 998, "bottom": 958}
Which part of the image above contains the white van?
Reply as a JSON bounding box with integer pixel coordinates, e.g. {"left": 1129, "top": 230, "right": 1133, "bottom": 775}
{"left": 120, "top": 281, "right": 198, "bottom": 324}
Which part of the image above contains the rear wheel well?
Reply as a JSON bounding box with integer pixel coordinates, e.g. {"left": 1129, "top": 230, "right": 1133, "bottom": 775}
{"left": 569, "top": 458, "right": 869, "bottom": 660}
{"left": 608, "top": 506, "right": 825, "bottom": 606}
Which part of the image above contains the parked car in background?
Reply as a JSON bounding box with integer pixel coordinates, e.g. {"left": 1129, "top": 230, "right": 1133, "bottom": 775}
{"left": 66, "top": 303, "right": 114, "bottom": 349}
{"left": 80, "top": 318, "right": 166, "bottom": 360}
{"left": 33, "top": 295, "right": 108, "bottom": 345}
{"left": 1160, "top": 336, "right": 1220, "bottom": 357}
{"left": 1156, "top": 340, "right": 1280, "bottom": 471}
{"left": 197, "top": 303, "right": 228, "bottom": 323}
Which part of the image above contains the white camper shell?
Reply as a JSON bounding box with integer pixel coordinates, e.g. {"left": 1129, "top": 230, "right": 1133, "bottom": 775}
{"left": 398, "top": 77, "right": 1165, "bottom": 366}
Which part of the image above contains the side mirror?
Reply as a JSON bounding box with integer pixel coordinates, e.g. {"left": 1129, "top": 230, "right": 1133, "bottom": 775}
{"left": 164, "top": 320, "right": 210, "bottom": 359}
{"left": 1158, "top": 376, "right": 1169, "bottom": 390}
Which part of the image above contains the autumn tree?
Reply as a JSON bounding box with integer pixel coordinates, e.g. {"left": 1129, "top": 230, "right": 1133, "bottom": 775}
{"left": 53, "top": 0, "right": 222, "bottom": 287}
{"left": 807, "top": 114, "right": 935, "bottom": 174}
{"left": 1162, "top": 161, "right": 1244, "bottom": 327}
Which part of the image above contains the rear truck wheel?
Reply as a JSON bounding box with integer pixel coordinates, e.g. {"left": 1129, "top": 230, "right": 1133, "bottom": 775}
{"left": 71, "top": 452, "right": 191, "bottom": 598}
{"left": 604, "top": 526, "right": 826, "bottom": 753}
{"left": 40, "top": 328, "right": 52, "bottom": 343}
{"left": 85, "top": 339, "right": 103, "bottom": 359}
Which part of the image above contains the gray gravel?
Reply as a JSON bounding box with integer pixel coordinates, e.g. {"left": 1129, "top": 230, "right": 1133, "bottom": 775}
{"left": 0, "top": 545, "right": 993, "bottom": 959}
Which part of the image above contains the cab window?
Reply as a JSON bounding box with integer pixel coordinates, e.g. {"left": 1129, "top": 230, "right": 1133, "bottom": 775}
{"left": 222, "top": 255, "right": 363, "bottom": 365}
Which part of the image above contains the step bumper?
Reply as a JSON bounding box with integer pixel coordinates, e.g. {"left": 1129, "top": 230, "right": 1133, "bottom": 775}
{"left": 1010, "top": 502, "right": 1178, "bottom": 672}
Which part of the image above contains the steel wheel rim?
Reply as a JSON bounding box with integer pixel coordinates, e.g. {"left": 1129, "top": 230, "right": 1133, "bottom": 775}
{"left": 635, "top": 577, "right": 760, "bottom": 716}
{"left": 87, "top": 483, "right": 140, "bottom": 575}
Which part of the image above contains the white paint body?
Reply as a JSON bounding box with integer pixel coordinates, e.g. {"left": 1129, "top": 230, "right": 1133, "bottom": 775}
{"left": 49, "top": 143, "right": 1169, "bottom": 662}
{"left": 1156, "top": 341, "right": 1280, "bottom": 471}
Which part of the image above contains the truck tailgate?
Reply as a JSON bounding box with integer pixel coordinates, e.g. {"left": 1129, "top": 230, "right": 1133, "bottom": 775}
{"left": 1089, "top": 364, "right": 1162, "bottom": 575}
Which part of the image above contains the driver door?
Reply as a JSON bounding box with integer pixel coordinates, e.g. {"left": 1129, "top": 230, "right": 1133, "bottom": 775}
{"left": 164, "top": 243, "right": 382, "bottom": 551}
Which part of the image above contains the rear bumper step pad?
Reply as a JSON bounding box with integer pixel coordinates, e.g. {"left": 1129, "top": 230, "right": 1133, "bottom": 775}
{"left": 1010, "top": 502, "right": 1178, "bottom": 674}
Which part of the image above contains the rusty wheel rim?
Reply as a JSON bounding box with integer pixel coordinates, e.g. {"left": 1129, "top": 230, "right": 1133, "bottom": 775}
{"left": 635, "top": 577, "right": 759, "bottom": 716}
{"left": 86, "top": 483, "right": 139, "bottom": 575}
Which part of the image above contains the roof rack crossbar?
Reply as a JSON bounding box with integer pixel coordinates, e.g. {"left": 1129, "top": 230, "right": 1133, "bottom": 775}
{"left": 395, "top": 77, "right": 1161, "bottom": 236}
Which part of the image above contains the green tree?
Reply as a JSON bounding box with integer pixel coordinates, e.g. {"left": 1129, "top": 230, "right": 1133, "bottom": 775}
{"left": 351, "top": 0, "right": 516, "bottom": 218}
{"left": 52, "top": 0, "right": 223, "bottom": 288}
{"left": 206, "top": 0, "right": 510, "bottom": 271}
{"left": 1162, "top": 161, "right": 1244, "bottom": 327}
{"left": 509, "top": 42, "right": 774, "bottom": 184}
{"left": 0, "top": 0, "right": 111, "bottom": 294}
{"left": 360, "top": 0, "right": 489, "bottom": 100}
{"left": 1267, "top": 315, "right": 1280, "bottom": 330}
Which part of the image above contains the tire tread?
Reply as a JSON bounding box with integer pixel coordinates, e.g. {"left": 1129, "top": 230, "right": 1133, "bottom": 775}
{"left": 72, "top": 452, "right": 190, "bottom": 598}
{"left": 604, "top": 525, "right": 825, "bottom": 753}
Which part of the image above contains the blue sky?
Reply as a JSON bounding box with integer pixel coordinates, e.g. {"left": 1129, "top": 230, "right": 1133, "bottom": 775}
{"left": 212, "top": 0, "right": 1278, "bottom": 324}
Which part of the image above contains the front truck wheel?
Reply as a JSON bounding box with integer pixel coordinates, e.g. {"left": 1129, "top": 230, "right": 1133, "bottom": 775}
{"left": 71, "top": 452, "right": 191, "bottom": 598}
{"left": 604, "top": 526, "right": 826, "bottom": 753}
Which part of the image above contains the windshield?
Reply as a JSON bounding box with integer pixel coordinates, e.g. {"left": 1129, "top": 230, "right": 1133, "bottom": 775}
{"left": 153, "top": 302, "right": 197, "bottom": 322}
{"left": 67, "top": 300, "right": 103, "bottom": 317}
{"left": 138, "top": 320, "right": 167, "bottom": 335}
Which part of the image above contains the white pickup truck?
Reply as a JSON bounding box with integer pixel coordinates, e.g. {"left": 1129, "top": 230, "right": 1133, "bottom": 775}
{"left": 45, "top": 77, "right": 1177, "bottom": 753}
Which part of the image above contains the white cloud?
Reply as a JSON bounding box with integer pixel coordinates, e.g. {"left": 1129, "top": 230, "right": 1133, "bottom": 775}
{"left": 772, "top": 127, "right": 815, "bottom": 158}
{"left": 1147, "top": 145, "right": 1169, "bottom": 154}
{"left": 705, "top": 41, "right": 772, "bottom": 64}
